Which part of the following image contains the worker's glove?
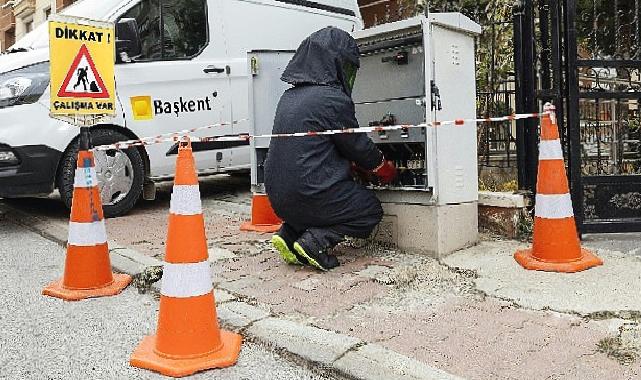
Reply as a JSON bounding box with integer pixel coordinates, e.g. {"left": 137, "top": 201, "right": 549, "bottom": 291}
{"left": 351, "top": 162, "right": 374, "bottom": 183}
{"left": 373, "top": 159, "right": 397, "bottom": 185}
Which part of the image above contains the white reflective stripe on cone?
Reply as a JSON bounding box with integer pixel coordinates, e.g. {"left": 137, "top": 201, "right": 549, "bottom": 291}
{"left": 67, "top": 220, "right": 108, "bottom": 246}
{"left": 169, "top": 185, "right": 202, "bottom": 215}
{"left": 538, "top": 140, "right": 564, "bottom": 160}
{"left": 161, "top": 261, "right": 213, "bottom": 298}
{"left": 535, "top": 193, "right": 574, "bottom": 219}
{"left": 74, "top": 167, "right": 98, "bottom": 188}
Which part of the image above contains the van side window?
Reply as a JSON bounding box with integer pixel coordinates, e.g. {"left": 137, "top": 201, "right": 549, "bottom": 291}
{"left": 122, "top": 0, "right": 162, "bottom": 60}
{"left": 121, "top": 0, "right": 208, "bottom": 61}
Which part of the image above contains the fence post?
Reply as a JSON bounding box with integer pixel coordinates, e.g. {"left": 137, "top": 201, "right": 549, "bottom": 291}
{"left": 513, "top": 0, "right": 538, "bottom": 192}
{"left": 564, "top": 0, "right": 584, "bottom": 233}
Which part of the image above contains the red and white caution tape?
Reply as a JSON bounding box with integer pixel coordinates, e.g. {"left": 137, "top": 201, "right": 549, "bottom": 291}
{"left": 93, "top": 119, "right": 247, "bottom": 151}
{"left": 92, "top": 112, "right": 544, "bottom": 151}
{"left": 252, "top": 112, "right": 543, "bottom": 140}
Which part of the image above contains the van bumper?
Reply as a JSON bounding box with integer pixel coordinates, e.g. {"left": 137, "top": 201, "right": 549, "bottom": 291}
{"left": 0, "top": 144, "right": 61, "bottom": 197}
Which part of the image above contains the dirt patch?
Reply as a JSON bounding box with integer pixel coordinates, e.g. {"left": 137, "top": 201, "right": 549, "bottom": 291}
{"left": 598, "top": 322, "right": 641, "bottom": 365}
{"left": 588, "top": 311, "right": 641, "bottom": 321}
{"left": 131, "top": 265, "right": 163, "bottom": 294}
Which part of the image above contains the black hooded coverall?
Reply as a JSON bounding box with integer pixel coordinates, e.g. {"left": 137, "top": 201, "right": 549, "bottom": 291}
{"left": 264, "top": 27, "right": 384, "bottom": 253}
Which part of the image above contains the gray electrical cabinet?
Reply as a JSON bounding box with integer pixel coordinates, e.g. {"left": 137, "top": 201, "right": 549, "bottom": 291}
{"left": 352, "top": 14, "right": 480, "bottom": 206}
{"left": 248, "top": 14, "right": 481, "bottom": 257}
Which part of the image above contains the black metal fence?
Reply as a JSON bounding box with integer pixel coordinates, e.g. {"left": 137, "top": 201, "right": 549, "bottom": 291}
{"left": 477, "top": 80, "right": 516, "bottom": 170}
{"left": 475, "top": 16, "right": 518, "bottom": 179}
{"left": 514, "top": 0, "right": 641, "bottom": 233}
{"left": 474, "top": 14, "right": 518, "bottom": 189}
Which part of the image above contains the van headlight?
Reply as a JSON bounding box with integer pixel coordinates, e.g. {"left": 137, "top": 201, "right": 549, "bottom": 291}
{"left": 0, "top": 145, "right": 19, "bottom": 166}
{"left": 0, "top": 62, "right": 50, "bottom": 109}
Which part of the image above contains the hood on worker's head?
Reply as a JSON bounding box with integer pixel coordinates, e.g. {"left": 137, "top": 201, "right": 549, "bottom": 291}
{"left": 281, "top": 26, "right": 360, "bottom": 96}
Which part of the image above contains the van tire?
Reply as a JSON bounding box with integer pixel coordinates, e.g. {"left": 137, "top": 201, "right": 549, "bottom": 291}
{"left": 57, "top": 129, "right": 144, "bottom": 218}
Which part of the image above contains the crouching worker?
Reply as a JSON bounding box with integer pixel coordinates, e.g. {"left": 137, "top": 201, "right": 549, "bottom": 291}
{"left": 264, "top": 27, "right": 396, "bottom": 271}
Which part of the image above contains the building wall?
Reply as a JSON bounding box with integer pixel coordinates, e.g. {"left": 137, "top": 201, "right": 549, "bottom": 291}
{"left": 0, "top": 0, "right": 74, "bottom": 51}
{"left": 0, "top": 0, "right": 16, "bottom": 51}
{"left": 35, "top": 0, "right": 54, "bottom": 25}
{"left": 359, "top": 0, "right": 416, "bottom": 28}
{"left": 55, "top": 0, "right": 74, "bottom": 12}
{"left": 13, "top": 0, "right": 36, "bottom": 41}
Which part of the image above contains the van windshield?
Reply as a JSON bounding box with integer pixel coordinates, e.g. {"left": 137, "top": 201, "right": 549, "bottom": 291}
{"left": 9, "top": 0, "right": 130, "bottom": 51}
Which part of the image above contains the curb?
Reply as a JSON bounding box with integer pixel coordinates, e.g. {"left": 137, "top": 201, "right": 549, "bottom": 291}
{"left": 2, "top": 202, "right": 463, "bottom": 380}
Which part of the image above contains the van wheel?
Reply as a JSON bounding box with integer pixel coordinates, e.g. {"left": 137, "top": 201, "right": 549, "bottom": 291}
{"left": 58, "top": 129, "right": 144, "bottom": 218}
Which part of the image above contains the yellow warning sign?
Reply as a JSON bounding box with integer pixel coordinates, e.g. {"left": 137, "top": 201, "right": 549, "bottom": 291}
{"left": 49, "top": 16, "right": 115, "bottom": 116}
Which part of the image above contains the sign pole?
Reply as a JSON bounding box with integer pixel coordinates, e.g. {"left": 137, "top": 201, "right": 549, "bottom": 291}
{"left": 79, "top": 125, "right": 92, "bottom": 151}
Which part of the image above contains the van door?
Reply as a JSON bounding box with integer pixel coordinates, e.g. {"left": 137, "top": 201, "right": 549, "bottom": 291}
{"left": 114, "top": 0, "right": 231, "bottom": 177}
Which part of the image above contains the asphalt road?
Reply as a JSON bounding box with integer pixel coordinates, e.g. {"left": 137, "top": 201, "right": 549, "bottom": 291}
{"left": 0, "top": 216, "right": 339, "bottom": 380}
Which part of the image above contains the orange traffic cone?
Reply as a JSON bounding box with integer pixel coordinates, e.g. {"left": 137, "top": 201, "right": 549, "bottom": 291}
{"left": 240, "top": 193, "right": 282, "bottom": 233}
{"left": 514, "top": 103, "right": 603, "bottom": 272}
{"left": 43, "top": 150, "right": 131, "bottom": 300}
{"left": 130, "top": 139, "right": 241, "bottom": 377}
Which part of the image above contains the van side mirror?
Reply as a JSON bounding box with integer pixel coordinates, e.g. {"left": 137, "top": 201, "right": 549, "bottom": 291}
{"left": 115, "top": 18, "right": 142, "bottom": 63}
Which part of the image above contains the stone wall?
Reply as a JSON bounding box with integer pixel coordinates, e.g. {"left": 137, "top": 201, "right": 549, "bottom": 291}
{"left": 478, "top": 191, "right": 531, "bottom": 239}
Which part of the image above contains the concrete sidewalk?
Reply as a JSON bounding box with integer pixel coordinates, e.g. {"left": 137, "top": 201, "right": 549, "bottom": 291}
{"left": 4, "top": 175, "right": 641, "bottom": 379}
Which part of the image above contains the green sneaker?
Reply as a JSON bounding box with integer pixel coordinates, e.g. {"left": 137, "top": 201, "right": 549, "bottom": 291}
{"left": 272, "top": 235, "right": 302, "bottom": 265}
{"left": 293, "top": 241, "right": 339, "bottom": 271}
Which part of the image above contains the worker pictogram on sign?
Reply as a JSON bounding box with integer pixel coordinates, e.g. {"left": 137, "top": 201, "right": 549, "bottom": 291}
{"left": 58, "top": 45, "right": 109, "bottom": 99}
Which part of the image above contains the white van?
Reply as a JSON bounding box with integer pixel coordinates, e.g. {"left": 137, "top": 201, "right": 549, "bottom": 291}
{"left": 0, "top": 0, "right": 362, "bottom": 216}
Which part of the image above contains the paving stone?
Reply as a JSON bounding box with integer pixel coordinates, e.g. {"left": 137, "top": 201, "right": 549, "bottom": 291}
{"left": 291, "top": 277, "right": 321, "bottom": 291}
{"left": 355, "top": 265, "right": 392, "bottom": 282}
{"left": 219, "top": 278, "right": 258, "bottom": 293}
{"left": 335, "top": 343, "right": 463, "bottom": 380}
{"left": 208, "top": 246, "right": 236, "bottom": 261}
{"left": 109, "top": 251, "right": 145, "bottom": 277}
{"left": 111, "top": 247, "right": 162, "bottom": 268}
{"left": 108, "top": 239, "right": 125, "bottom": 250}
{"left": 248, "top": 318, "right": 360, "bottom": 365}
{"left": 217, "top": 302, "right": 270, "bottom": 329}
{"left": 619, "top": 322, "right": 641, "bottom": 351}
{"left": 201, "top": 199, "right": 251, "bottom": 215}
{"left": 262, "top": 275, "right": 387, "bottom": 318}
{"left": 214, "top": 288, "right": 237, "bottom": 303}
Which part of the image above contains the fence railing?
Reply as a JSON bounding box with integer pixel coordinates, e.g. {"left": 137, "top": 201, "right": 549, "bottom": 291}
{"left": 477, "top": 81, "right": 517, "bottom": 170}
